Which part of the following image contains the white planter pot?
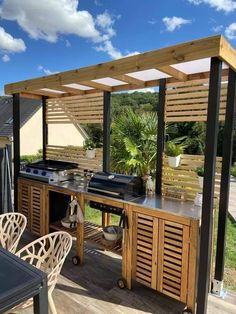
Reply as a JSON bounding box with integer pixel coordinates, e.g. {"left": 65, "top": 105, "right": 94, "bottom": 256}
{"left": 198, "top": 176, "right": 204, "bottom": 189}
{"left": 168, "top": 155, "right": 181, "bottom": 168}
{"left": 194, "top": 192, "right": 203, "bottom": 207}
{"left": 86, "top": 149, "right": 96, "bottom": 159}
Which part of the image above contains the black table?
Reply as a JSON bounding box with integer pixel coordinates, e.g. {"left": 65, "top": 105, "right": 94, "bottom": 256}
{"left": 0, "top": 247, "right": 48, "bottom": 314}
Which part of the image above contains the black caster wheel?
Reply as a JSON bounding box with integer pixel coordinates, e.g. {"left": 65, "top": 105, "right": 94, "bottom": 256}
{"left": 182, "top": 310, "right": 192, "bottom": 314}
{"left": 72, "top": 256, "right": 80, "bottom": 265}
{"left": 117, "top": 278, "right": 127, "bottom": 289}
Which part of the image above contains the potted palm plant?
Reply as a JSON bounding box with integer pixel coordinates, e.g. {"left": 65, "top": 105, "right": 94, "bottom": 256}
{"left": 84, "top": 138, "right": 96, "bottom": 159}
{"left": 165, "top": 140, "right": 185, "bottom": 168}
{"left": 196, "top": 166, "right": 204, "bottom": 188}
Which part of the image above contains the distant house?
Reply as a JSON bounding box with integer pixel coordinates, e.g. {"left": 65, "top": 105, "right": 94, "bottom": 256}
{"left": 0, "top": 96, "right": 87, "bottom": 156}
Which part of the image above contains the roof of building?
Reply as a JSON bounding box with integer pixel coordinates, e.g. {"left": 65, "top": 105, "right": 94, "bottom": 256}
{"left": 0, "top": 96, "right": 41, "bottom": 138}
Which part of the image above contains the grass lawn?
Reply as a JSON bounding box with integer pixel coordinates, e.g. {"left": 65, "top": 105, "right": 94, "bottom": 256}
{"left": 218, "top": 215, "right": 236, "bottom": 290}
{"left": 85, "top": 204, "right": 120, "bottom": 226}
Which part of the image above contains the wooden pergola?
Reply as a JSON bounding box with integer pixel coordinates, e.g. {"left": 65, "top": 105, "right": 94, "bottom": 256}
{"left": 5, "top": 35, "right": 236, "bottom": 314}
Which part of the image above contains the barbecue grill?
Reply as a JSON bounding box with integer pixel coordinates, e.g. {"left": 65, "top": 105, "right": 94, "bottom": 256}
{"left": 20, "top": 159, "right": 78, "bottom": 183}
{"left": 88, "top": 172, "right": 145, "bottom": 228}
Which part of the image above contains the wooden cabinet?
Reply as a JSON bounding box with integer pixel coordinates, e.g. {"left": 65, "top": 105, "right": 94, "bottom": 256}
{"left": 18, "top": 178, "right": 46, "bottom": 236}
{"left": 124, "top": 205, "right": 199, "bottom": 313}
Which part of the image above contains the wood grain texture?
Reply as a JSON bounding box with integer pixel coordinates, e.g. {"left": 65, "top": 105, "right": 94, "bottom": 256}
{"left": 5, "top": 35, "right": 222, "bottom": 94}
{"left": 162, "top": 154, "right": 222, "bottom": 201}
{"left": 165, "top": 79, "right": 228, "bottom": 122}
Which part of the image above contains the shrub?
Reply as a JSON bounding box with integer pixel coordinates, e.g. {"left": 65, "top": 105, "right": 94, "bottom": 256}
{"left": 231, "top": 166, "right": 236, "bottom": 178}
{"left": 196, "top": 166, "right": 204, "bottom": 177}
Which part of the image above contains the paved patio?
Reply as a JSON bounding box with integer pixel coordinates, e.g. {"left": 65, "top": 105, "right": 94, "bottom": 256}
{"left": 18, "top": 232, "right": 236, "bottom": 314}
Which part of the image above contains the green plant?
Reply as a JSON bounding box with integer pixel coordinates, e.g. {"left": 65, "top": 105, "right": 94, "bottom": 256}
{"left": 165, "top": 142, "right": 183, "bottom": 157}
{"left": 165, "top": 137, "right": 186, "bottom": 157}
{"left": 83, "top": 138, "right": 96, "bottom": 150}
{"left": 231, "top": 165, "right": 236, "bottom": 178}
{"left": 83, "top": 124, "right": 103, "bottom": 148}
{"left": 196, "top": 166, "right": 204, "bottom": 177}
{"left": 20, "top": 149, "right": 42, "bottom": 164}
{"left": 110, "top": 107, "right": 158, "bottom": 177}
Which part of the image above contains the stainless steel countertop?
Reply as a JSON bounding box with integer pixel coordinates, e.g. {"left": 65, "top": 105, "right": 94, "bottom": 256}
{"left": 48, "top": 179, "right": 201, "bottom": 220}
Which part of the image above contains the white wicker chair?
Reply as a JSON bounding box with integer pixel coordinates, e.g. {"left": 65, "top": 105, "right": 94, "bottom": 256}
{"left": 0, "top": 212, "right": 27, "bottom": 254}
{"left": 16, "top": 231, "right": 72, "bottom": 314}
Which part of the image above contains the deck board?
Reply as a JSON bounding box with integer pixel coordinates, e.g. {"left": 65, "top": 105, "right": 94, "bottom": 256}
{"left": 18, "top": 232, "right": 236, "bottom": 314}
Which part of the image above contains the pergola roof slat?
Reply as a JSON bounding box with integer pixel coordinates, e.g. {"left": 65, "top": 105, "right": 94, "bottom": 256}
{"left": 5, "top": 35, "right": 226, "bottom": 95}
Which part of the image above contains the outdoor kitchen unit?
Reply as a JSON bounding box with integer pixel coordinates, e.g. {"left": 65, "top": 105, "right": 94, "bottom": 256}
{"left": 8, "top": 35, "right": 236, "bottom": 314}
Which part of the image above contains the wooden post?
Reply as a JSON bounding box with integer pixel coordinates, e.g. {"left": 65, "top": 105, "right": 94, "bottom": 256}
{"left": 196, "top": 57, "right": 222, "bottom": 314}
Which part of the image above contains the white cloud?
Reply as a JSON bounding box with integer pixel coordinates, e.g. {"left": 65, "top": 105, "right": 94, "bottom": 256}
{"left": 94, "top": 11, "right": 138, "bottom": 59}
{"left": 0, "top": 1, "right": 137, "bottom": 60}
{"left": 187, "top": 0, "right": 236, "bottom": 13}
{"left": 96, "top": 11, "right": 116, "bottom": 40}
{"left": 65, "top": 39, "right": 71, "bottom": 47}
{"left": 211, "top": 24, "right": 224, "bottom": 32}
{"left": 95, "top": 41, "right": 139, "bottom": 60}
{"left": 38, "top": 65, "right": 58, "bottom": 75}
{"left": 0, "top": 0, "right": 100, "bottom": 43}
{"left": 0, "top": 26, "right": 26, "bottom": 53}
{"left": 2, "top": 54, "right": 10, "bottom": 62}
{"left": 162, "top": 16, "right": 191, "bottom": 32}
{"left": 225, "top": 23, "right": 236, "bottom": 39}
{"left": 148, "top": 19, "right": 157, "bottom": 25}
{"left": 94, "top": 0, "right": 102, "bottom": 6}
{"left": 128, "top": 87, "right": 156, "bottom": 93}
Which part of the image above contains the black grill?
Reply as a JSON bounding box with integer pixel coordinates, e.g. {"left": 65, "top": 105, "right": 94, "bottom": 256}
{"left": 88, "top": 172, "right": 145, "bottom": 200}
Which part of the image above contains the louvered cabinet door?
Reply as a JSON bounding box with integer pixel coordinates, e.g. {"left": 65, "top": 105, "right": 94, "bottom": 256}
{"left": 132, "top": 213, "right": 158, "bottom": 290}
{"left": 30, "top": 185, "right": 45, "bottom": 236}
{"left": 157, "top": 220, "right": 190, "bottom": 303}
{"left": 18, "top": 180, "right": 31, "bottom": 229}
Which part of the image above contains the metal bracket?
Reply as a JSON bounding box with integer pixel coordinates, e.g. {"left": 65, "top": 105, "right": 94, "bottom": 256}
{"left": 212, "top": 279, "right": 227, "bottom": 299}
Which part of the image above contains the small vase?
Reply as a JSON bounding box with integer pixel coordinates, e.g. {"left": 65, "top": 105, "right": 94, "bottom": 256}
{"left": 86, "top": 149, "right": 96, "bottom": 159}
{"left": 194, "top": 193, "right": 203, "bottom": 207}
{"left": 168, "top": 155, "right": 181, "bottom": 168}
{"left": 198, "top": 176, "right": 204, "bottom": 189}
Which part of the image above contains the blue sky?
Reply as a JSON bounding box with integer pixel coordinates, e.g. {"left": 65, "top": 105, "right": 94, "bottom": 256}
{"left": 0, "top": 0, "right": 236, "bottom": 95}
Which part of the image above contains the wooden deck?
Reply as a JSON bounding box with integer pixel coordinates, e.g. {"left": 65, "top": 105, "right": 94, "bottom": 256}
{"left": 19, "top": 232, "right": 236, "bottom": 314}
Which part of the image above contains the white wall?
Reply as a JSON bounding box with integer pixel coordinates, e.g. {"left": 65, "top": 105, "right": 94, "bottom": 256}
{"left": 48, "top": 124, "right": 85, "bottom": 147}
{"left": 20, "top": 108, "right": 43, "bottom": 155}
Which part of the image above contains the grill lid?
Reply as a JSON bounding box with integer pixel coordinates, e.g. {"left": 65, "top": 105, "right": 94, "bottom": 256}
{"left": 26, "top": 159, "right": 78, "bottom": 171}
{"left": 88, "top": 172, "right": 145, "bottom": 200}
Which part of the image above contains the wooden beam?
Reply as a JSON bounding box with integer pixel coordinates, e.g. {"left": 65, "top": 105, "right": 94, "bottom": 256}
{"left": 19, "top": 92, "right": 43, "bottom": 100}
{"left": 112, "top": 74, "right": 145, "bottom": 86}
{"left": 80, "top": 81, "right": 112, "bottom": 92}
{"left": 219, "top": 36, "right": 236, "bottom": 72}
{"left": 5, "top": 35, "right": 222, "bottom": 94}
{"left": 158, "top": 65, "right": 187, "bottom": 81}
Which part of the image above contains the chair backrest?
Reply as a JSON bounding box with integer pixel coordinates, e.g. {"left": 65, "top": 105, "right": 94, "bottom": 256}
{"left": 16, "top": 231, "right": 72, "bottom": 292}
{"left": 0, "top": 213, "right": 27, "bottom": 253}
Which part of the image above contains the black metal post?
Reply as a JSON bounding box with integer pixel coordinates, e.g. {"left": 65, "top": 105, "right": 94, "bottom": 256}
{"left": 196, "top": 57, "right": 222, "bottom": 314}
{"left": 215, "top": 68, "right": 236, "bottom": 282}
{"left": 42, "top": 96, "right": 48, "bottom": 160}
{"left": 13, "top": 93, "right": 20, "bottom": 212}
{"left": 103, "top": 91, "right": 111, "bottom": 172}
{"left": 156, "top": 79, "right": 166, "bottom": 195}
